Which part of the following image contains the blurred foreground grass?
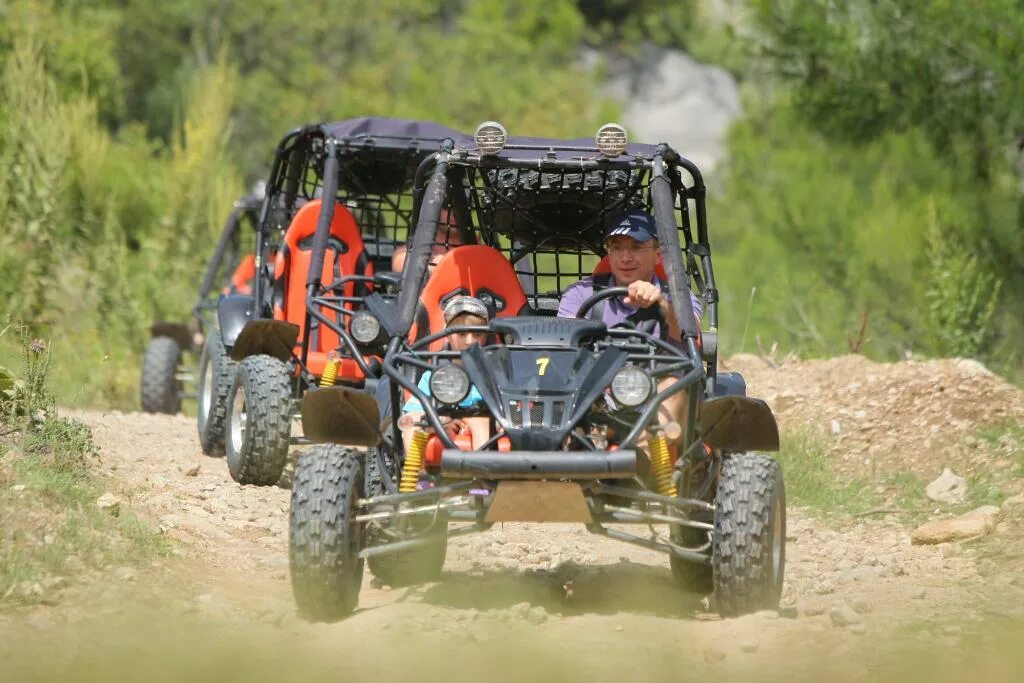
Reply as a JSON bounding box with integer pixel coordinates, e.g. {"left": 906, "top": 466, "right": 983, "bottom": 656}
{"left": 0, "top": 608, "right": 1021, "bottom": 683}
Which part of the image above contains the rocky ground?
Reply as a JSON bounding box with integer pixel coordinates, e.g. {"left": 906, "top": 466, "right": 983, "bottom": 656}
{"left": 1, "top": 354, "right": 1023, "bottom": 681}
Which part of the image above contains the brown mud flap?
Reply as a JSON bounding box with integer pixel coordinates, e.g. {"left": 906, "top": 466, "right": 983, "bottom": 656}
{"left": 150, "top": 321, "right": 193, "bottom": 350}
{"left": 301, "top": 386, "right": 381, "bottom": 447}
{"left": 230, "top": 320, "right": 299, "bottom": 362}
{"left": 700, "top": 395, "right": 780, "bottom": 452}
{"left": 484, "top": 481, "right": 593, "bottom": 524}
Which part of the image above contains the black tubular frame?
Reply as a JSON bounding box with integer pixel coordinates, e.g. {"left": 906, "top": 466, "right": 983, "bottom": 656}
{"left": 384, "top": 135, "right": 719, "bottom": 460}
{"left": 194, "top": 191, "right": 263, "bottom": 322}
{"left": 238, "top": 119, "right": 462, "bottom": 391}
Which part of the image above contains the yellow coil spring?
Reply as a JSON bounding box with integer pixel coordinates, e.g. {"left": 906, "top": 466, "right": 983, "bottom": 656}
{"left": 399, "top": 430, "right": 429, "bottom": 493}
{"left": 319, "top": 360, "right": 339, "bottom": 387}
{"left": 649, "top": 434, "right": 677, "bottom": 497}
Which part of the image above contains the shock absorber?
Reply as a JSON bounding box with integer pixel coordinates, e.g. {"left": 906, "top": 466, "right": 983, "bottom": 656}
{"left": 319, "top": 351, "right": 340, "bottom": 387}
{"left": 399, "top": 430, "right": 429, "bottom": 493}
{"left": 648, "top": 433, "right": 677, "bottom": 497}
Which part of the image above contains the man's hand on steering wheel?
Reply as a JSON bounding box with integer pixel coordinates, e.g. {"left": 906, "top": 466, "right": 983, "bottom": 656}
{"left": 623, "top": 280, "right": 663, "bottom": 310}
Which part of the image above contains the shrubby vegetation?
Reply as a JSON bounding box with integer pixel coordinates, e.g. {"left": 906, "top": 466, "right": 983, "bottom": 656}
{"left": 719, "top": 0, "right": 1024, "bottom": 376}
{"left": 1, "top": 0, "right": 1022, "bottom": 408}
{"left": 709, "top": 101, "right": 1018, "bottom": 365}
{"left": 0, "top": 0, "right": 612, "bottom": 407}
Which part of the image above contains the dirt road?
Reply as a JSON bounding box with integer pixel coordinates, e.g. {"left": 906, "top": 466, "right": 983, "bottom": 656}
{"left": 3, "top": 355, "right": 1024, "bottom": 681}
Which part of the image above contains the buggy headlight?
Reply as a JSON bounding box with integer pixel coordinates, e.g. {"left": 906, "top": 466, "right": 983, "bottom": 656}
{"left": 474, "top": 121, "right": 507, "bottom": 155}
{"left": 350, "top": 311, "right": 381, "bottom": 344}
{"left": 429, "top": 364, "right": 470, "bottom": 405}
{"left": 610, "top": 366, "right": 651, "bottom": 407}
{"left": 596, "top": 123, "right": 628, "bottom": 158}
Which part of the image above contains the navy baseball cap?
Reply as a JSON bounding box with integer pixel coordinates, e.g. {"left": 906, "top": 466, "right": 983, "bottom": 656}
{"left": 604, "top": 210, "right": 658, "bottom": 243}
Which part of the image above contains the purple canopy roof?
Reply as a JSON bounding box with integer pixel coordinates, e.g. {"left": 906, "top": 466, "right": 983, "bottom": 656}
{"left": 314, "top": 118, "right": 667, "bottom": 161}
{"left": 317, "top": 117, "right": 469, "bottom": 150}
{"left": 489, "top": 135, "right": 662, "bottom": 161}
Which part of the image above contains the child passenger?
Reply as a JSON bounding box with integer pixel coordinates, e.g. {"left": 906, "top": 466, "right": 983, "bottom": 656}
{"left": 398, "top": 295, "right": 492, "bottom": 448}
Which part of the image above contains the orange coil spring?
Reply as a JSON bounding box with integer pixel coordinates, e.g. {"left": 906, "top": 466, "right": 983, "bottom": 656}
{"left": 649, "top": 434, "right": 677, "bottom": 497}
{"left": 399, "top": 430, "right": 429, "bottom": 493}
{"left": 319, "top": 360, "right": 339, "bottom": 387}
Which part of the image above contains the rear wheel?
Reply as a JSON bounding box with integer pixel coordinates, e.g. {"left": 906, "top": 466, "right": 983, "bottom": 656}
{"left": 196, "top": 334, "right": 235, "bottom": 456}
{"left": 140, "top": 336, "right": 182, "bottom": 414}
{"left": 366, "top": 530, "right": 447, "bottom": 587}
{"left": 225, "top": 354, "right": 293, "bottom": 486}
{"left": 289, "top": 445, "right": 365, "bottom": 621}
{"left": 669, "top": 526, "right": 713, "bottom": 594}
{"left": 364, "top": 442, "right": 447, "bottom": 586}
{"left": 711, "top": 454, "right": 786, "bottom": 616}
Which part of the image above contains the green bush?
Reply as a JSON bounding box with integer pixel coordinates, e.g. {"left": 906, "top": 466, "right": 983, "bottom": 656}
{"left": 0, "top": 0, "right": 613, "bottom": 408}
{"left": 0, "top": 37, "right": 240, "bottom": 407}
{"left": 924, "top": 214, "right": 1002, "bottom": 357}
{"left": 708, "top": 97, "right": 1022, "bottom": 378}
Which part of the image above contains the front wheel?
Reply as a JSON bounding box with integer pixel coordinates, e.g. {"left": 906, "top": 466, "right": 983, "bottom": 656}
{"left": 364, "top": 442, "right": 447, "bottom": 587}
{"left": 289, "top": 445, "right": 365, "bottom": 621}
{"left": 711, "top": 454, "right": 785, "bottom": 616}
{"left": 225, "top": 354, "right": 293, "bottom": 486}
{"left": 140, "top": 336, "right": 182, "bottom": 414}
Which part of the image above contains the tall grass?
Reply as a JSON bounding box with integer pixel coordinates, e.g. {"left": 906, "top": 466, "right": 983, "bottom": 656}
{"left": 0, "top": 40, "right": 72, "bottom": 327}
{"left": 0, "top": 41, "right": 241, "bottom": 408}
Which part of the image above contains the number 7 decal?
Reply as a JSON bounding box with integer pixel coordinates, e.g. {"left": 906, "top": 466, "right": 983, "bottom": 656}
{"left": 535, "top": 357, "right": 550, "bottom": 376}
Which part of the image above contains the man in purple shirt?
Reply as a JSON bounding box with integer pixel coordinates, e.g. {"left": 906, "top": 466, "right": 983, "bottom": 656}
{"left": 557, "top": 210, "right": 702, "bottom": 442}
{"left": 557, "top": 210, "right": 702, "bottom": 342}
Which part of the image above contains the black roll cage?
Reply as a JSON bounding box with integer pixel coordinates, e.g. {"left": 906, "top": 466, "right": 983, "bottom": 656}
{"left": 194, "top": 192, "right": 263, "bottom": 320}
{"left": 385, "top": 136, "right": 721, "bottom": 455}
{"left": 244, "top": 120, "right": 462, "bottom": 387}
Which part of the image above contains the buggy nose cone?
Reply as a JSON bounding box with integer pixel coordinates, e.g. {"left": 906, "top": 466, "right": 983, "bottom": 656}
{"left": 440, "top": 450, "right": 637, "bottom": 479}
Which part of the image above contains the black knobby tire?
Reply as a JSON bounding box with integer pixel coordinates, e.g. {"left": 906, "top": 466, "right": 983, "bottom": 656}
{"left": 289, "top": 445, "right": 365, "bottom": 621}
{"left": 364, "top": 442, "right": 447, "bottom": 587}
{"left": 225, "top": 354, "right": 293, "bottom": 486}
{"left": 140, "top": 336, "right": 182, "bottom": 414}
{"left": 712, "top": 454, "right": 786, "bottom": 616}
{"left": 196, "top": 334, "right": 236, "bottom": 456}
{"left": 670, "top": 526, "right": 713, "bottom": 594}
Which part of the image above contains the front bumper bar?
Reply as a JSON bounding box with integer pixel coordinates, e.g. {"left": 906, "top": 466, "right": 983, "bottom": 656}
{"left": 440, "top": 449, "right": 637, "bottom": 479}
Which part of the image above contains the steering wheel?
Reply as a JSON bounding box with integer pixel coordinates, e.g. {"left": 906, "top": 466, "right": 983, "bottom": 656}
{"left": 574, "top": 286, "right": 628, "bottom": 319}
{"left": 574, "top": 286, "right": 667, "bottom": 332}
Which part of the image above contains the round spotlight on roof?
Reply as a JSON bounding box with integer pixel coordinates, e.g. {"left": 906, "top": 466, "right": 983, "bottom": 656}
{"left": 474, "top": 121, "right": 507, "bottom": 155}
{"left": 595, "top": 123, "right": 629, "bottom": 158}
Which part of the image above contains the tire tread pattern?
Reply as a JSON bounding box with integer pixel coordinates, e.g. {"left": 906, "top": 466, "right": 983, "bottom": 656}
{"left": 141, "top": 336, "right": 182, "bottom": 414}
{"left": 289, "top": 445, "right": 364, "bottom": 621}
{"left": 712, "top": 454, "right": 785, "bottom": 616}
{"left": 227, "top": 354, "right": 292, "bottom": 485}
